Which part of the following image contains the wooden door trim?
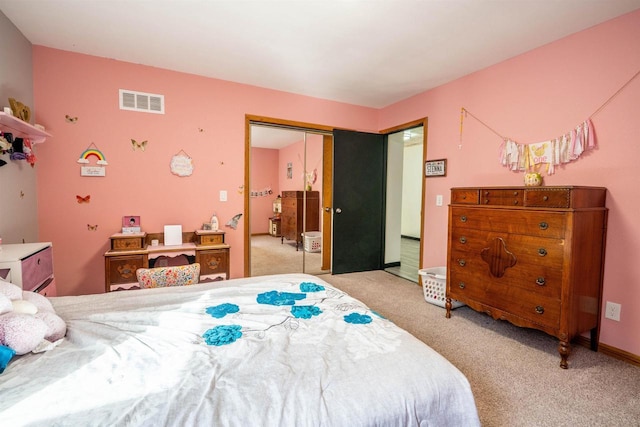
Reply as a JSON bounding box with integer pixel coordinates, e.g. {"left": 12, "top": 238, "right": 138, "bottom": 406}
{"left": 245, "top": 115, "right": 334, "bottom": 277}
{"left": 380, "top": 117, "right": 428, "bottom": 275}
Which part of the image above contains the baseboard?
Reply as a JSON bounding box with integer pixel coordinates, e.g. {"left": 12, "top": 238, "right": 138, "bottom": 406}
{"left": 574, "top": 336, "right": 640, "bottom": 367}
{"left": 251, "top": 233, "right": 271, "bottom": 237}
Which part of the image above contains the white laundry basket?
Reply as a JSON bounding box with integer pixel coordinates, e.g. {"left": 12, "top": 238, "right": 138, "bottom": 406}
{"left": 302, "top": 232, "right": 321, "bottom": 253}
{"left": 419, "top": 267, "right": 465, "bottom": 309}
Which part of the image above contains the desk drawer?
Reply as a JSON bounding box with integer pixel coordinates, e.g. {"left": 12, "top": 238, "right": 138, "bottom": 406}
{"left": 107, "top": 255, "right": 145, "bottom": 284}
{"left": 200, "top": 234, "right": 224, "bottom": 245}
{"left": 21, "top": 247, "right": 54, "bottom": 291}
{"left": 198, "top": 249, "right": 229, "bottom": 276}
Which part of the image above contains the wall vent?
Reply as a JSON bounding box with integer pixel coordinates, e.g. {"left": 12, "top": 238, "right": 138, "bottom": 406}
{"left": 119, "top": 89, "right": 165, "bottom": 114}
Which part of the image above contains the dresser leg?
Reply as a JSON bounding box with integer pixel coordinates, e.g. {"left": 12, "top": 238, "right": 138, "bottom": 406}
{"left": 445, "top": 298, "right": 452, "bottom": 318}
{"left": 558, "top": 339, "right": 570, "bottom": 369}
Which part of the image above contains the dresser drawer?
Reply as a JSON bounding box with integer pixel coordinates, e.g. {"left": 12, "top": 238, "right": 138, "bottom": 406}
{"left": 450, "top": 207, "right": 567, "bottom": 239}
{"left": 524, "top": 189, "right": 571, "bottom": 208}
{"left": 448, "top": 274, "right": 561, "bottom": 329}
{"left": 479, "top": 188, "right": 524, "bottom": 206}
{"left": 449, "top": 258, "right": 562, "bottom": 299}
{"left": 449, "top": 229, "right": 565, "bottom": 269}
{"left": 451, "top": 188, "right": 479, "bottom": 204}
{"left": 21, "top": 246, "right": 54, "bottom": 291}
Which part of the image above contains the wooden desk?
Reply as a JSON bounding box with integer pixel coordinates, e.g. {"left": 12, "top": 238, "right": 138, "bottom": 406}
{"left": 104, "top": 230, "right": 229, "bottom": 292}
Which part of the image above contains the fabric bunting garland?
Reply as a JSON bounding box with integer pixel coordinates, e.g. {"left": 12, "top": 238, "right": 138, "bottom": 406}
{"left": 460, "top": 68, "right": 639, "bottom": 175}
{"left": 499, "top": 119, "right": 595, "bottom": 175}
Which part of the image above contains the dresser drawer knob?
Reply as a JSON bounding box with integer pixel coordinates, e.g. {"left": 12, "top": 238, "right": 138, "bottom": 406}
{"left": 539, "top": 222, "right": 548, "bottom": 230}
{"left": 458, "top": 259, "right": 466, "bottom": 267}
{"left": 543, "top": 195, "right": 549, "bottom": 201}
{"left": 459, "top": 236, "right": 467, "bottom": 244}
{"left": 513, "top": 191, "right": 519, "bottom": 196}
{"left": 535, "top": 277, "right": 546, "bottom": 286}
{"left": 538, "top": 248, "right": 547, "bottom": 257}
{"left": 535, "top": 306, "right": 545, "bottom": 314}
{"left": 460, "top": 215, "right": 467, "bottom": 222}
{"left": 459, "top": 282, "right": 466, "bottom": 289}
{"left": 513, "top": 200, "right": 519, "bottom": 205}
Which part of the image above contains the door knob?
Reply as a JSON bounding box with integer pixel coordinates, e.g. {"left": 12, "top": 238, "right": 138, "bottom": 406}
{"left": 324, "top": 207, "right": 331, "bottom": 212}
{"left": 335, "top": 208, "right": 342, "bottom": 214}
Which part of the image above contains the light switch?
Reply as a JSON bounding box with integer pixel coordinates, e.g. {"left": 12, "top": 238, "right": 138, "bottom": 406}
{"left": 436, "top": 195, "right": 443, "bottom": 206}
{"left": 220, "top": 190, "right": 228, "bottom": 202}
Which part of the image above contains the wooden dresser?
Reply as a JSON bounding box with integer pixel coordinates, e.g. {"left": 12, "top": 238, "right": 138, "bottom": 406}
{"left": 446, "top": 186, "right": 608, "bottom": 368}
{"left": 104, "top": 230, "right": 229, "bottom": 292}
{"left": 281, "top": 191, "right": 320, "bottom": 250}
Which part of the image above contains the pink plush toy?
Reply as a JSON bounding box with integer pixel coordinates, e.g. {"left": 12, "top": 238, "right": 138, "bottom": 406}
{"left": 0, "top": 279, "right": 67, "bottom": 356}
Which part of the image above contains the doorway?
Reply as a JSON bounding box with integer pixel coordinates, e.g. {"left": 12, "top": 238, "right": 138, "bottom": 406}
{"left": 245, "top": 116, "right": 333, "bottom": 277}
{"left": 384, "top": 125, "right": 424, "bottom": 283}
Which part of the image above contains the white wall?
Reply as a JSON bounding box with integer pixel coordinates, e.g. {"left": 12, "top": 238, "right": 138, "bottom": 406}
{"left": 0, "top": 11, "right": 39, "bottom": 244}
{"left": 400, "top": 143, "right": 422, "bottom": 238}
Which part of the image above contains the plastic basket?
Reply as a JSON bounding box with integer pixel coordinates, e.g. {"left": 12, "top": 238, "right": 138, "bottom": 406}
{"left": 419, "top": 267, "right": 465, "bottom": 309}
{"left": 302, "top": 232, "right": 321, "bottom": 253}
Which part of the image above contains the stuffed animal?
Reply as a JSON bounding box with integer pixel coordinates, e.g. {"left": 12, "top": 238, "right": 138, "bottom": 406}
{"left": 0, "top": 279, "right": 67, "bottom": 372}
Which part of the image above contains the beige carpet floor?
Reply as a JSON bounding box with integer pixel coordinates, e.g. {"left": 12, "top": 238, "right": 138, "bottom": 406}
{"left": 250, "top": 234, "right": 329, "bottom": 276}
{"left": 320, "top": 270, "right": 640, "bottom": 427}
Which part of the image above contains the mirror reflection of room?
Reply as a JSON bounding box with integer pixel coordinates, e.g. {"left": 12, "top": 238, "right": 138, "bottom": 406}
{"left": 250, "top": 126, "right": 327, "bottom": 276}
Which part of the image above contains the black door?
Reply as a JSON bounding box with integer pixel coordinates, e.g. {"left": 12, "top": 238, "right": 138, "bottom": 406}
{"left": 332, "top": 129, "right": 385, "bottom": 274}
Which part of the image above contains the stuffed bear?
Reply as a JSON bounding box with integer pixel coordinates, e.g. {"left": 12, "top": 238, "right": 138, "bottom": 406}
{"left": 0, "top": 278, "right": 67, "bottom": 371}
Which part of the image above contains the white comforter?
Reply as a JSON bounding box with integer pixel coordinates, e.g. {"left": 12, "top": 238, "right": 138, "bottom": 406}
{"left": 0, "top": 274, "right": 479, "bottom": 426}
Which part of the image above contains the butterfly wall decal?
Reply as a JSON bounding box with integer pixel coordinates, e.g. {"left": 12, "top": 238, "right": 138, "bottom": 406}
{"left": 65, "top": 115, "right": 78, "bottom": 123}
{"left": 76, "top": 195, "right": 91, "bottom": 203}
{"left": 87, "top": 224, "right": 98, "bottom": 231}
{"left": 225, "top": 213, "right": 242, "bottom": 230}
{"left": 131, "top": 139, "right": 148, "bottom": 151}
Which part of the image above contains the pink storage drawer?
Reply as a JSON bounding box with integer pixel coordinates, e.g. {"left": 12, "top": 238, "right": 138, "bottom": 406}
{"left": 21, "top": 246, "right": 54, "bottom": 291}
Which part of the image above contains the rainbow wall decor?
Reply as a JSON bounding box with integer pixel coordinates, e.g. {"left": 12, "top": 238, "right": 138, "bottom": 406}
{"left": 77, "top": 145, "right": 108, "bottom": 165}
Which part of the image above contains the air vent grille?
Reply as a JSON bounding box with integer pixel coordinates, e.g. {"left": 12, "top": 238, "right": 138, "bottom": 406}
{"left": 119, "top": 89, "right": 164, "bottom": 114}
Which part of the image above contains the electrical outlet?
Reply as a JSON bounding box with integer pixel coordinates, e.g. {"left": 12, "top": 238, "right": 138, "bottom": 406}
{"left": 436, "top": 194, "right": 443, "bottom": 206}
{"left": 605, "top": 301, "right": 621, "bottom": 321}
{"left": 219, "top": 190, "right": 228, "bottom": 202}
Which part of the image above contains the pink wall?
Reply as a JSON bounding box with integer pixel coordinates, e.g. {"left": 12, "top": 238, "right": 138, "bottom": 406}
{"left": 250, "top": 147, "right": 279, "bottom": 234}
{"left": 380, "top": 10, "right": 640, "bottom": 356}
{"left": 32, "top": 9, "right": 640, "bottom": 356}
{"left": 32, "top": 46, "right": 377, "bottom": 297}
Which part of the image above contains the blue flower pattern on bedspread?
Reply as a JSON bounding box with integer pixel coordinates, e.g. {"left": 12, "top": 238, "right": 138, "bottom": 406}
{"left": 203, "top": 325, "right": 243, "bottom": 346}
{"left": 299, "top": 282, "right": 325, "bottom": 292}
{"left": 291, "top": 305, "right": 322, "bottom": 319}
{"left": 256, "top": 290, "right": 306, "bottom": 306}
{"left": 206, "top": 303, "right": 239, "bottom": 318}
{"left": 202, "top": 281, "right": 381, "bottom": 346}
{"left": 344, "top": 313, "right": 372, "bottom": 324}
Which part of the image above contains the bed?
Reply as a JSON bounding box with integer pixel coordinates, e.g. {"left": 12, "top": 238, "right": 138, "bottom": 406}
{"left": 0, "top": 273, "right": 479, "bottom": 426}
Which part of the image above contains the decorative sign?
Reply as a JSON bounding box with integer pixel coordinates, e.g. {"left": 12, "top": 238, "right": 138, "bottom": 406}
{"left": 170, "top": 150, "right": 193, "bottom": 177}
{"left": 425, "top": 159, "right": 447, "bottom": 177}
{"left": 78, "top": 143, "right": 108, "bottom": 177}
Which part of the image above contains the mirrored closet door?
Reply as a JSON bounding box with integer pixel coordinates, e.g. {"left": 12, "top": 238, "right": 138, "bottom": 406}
{"left": 249, "top": 124, "right": 329, "bottom": 276}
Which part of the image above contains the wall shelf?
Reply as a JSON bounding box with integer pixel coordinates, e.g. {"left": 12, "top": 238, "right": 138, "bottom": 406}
{"left": 0, "top": 112, "right": 51, "bottom": 143}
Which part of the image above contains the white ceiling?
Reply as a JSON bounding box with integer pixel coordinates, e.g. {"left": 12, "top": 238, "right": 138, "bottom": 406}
{"left": 1, "top": 1, "right": 639, "bottom": 149}
{"left": 2, "top": 0, "right": 639, "bottom": 110}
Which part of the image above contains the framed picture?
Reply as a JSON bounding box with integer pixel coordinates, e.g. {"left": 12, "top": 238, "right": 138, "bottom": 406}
{"left": 123, "top": 216, "right": 141, "bottom": 227}
{"left": 425, "top": 159, "right": 447, "bottom": 177}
